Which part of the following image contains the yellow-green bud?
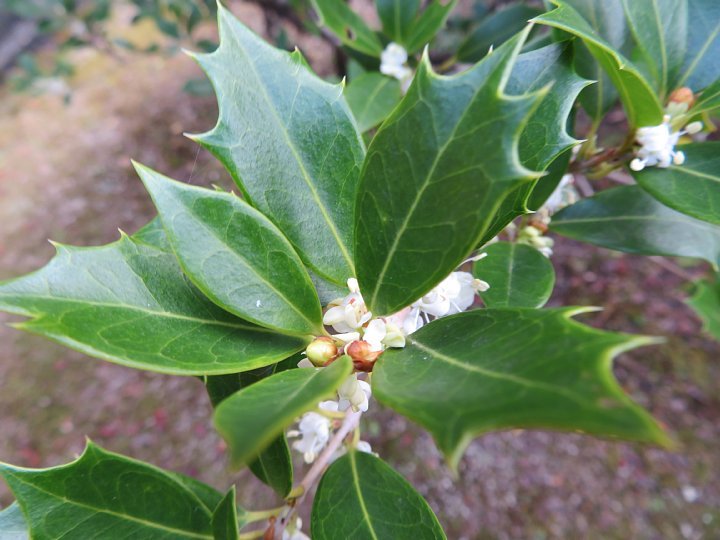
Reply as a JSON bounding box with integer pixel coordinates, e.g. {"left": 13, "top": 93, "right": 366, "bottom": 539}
{"left": 306, "top": 337, "right": 338, "bottom": 367}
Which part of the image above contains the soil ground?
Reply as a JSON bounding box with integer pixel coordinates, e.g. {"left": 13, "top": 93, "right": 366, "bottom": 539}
{"left": 0, "top": 3, "right": 718, "bottom": 539}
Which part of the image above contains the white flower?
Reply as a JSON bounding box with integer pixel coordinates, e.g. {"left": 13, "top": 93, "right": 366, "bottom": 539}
{"left": 287, "top": 401, "right": 338, "bottom": 463}
{"left": 337, "top": 374, "right": 371, "bottom": 412}
{"left": 394, "top": 271, "right": 488, "bottom": 334}
{"left": 323, "top": 278, "right": 372, "bottom": 334}
{"left": 380, "top": 42, "right": 413, "bottom": 83}
{"left": 630, "top": 116, "right": 697, "bottom": 171}
{"left": 544, "top": 173, "right": 579, "bottom": 215}
{"left": 517, "top": 225, "right": 554, "bottom": 258}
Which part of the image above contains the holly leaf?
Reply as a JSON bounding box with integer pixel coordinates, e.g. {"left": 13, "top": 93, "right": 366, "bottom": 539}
{"left": 633, "top": 142, "right": 720, "bottom": 225}
{"left": 0, "top": 234, "right": 306, "bottom": 376}
{"left": 457, "top": 4, "right": 543, "bottom": 63}
{"left": 373, "top": 308, "right": 671, "bottom": 470}
{"left": 0, "top": 503, "right": 27, "bottom": 540}
{"left": 620, "top": 0, "right": 687, "bottom": 97}
{"left": 474, "top": 242, "right": 555, "bottom": 308}
{"left": 132, "top": 216, "right": 170, "bottom": 251}
{"left": 0, "top": 442, "right": 224, "bottom": 539}
{"left": 214, "top": 356, "right": 352, "bottom": 467}
{"left": 470, "top": 40, "right": 585, "bottom": 249}
{"left": 551, "top": 185, "right": 720, "bottom": 268}
{"left": 189, "top": 4, "right": 365, "bottom": 284}
{"left": 687, "top": 277, "right": 720, "bottom": 340}
{"left": 355, "top": 29, "right": 544, "bottom": 316}
{"left": 211, "top": 488, "right": 244, "bottom": 540}
{"left": 136, "top": 163, "right": 322, "bottom": 336}
{"left": 404, "top": 0, "right": 459, "bottom": 54}
{"left": 690, "top": 78, "right": 720, "bottom": 116}
{"left": 310, "top": 0, "right": 383, "bottom": 56}
{"left": 556, "top": 0, "right": 630, "bottom": 121}
{"left": 204, "top": 357, "right": 298, "bottom": 498}
{"left": 376, "top": 0, "right": 420, "bottom": 44}
{"left": 345, "top": 73, "right": 402, "bottom": 133}
{"left": 311, "top": 451, "right": 446, "bottom": 539}
{"left": 534, "top": 0, "right": 664, "bottom": 127}
{"left": 676, "top": 0, "right": 720, "bottom": 91}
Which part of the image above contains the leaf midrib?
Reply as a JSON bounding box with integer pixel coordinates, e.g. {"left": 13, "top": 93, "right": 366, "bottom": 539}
{"left": 409, "top": 336, "right": 597, "bottom": 407}
{"left": 5, "top": 473, "right": 213, "bottom": 539}
{"left": 348, "top": 452, "right": 380, "bottom": 540}
{"left": 223, "top": 25, "right": 356, "bottom": 277}
{"left": 169, "top": 191, "right": 319, "bottom": 332}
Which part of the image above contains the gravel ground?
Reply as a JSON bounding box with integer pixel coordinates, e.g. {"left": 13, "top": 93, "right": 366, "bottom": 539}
{"left": 0, "top": 3, "right": 719, "bottom": 539}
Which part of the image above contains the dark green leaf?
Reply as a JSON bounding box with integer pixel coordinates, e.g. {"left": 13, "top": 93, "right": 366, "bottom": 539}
{"left": 214, "top": 356, "right": 352, "bottom": 467}
{"left": 0, "top": 442, "right": 222, "bottom": 539}
{"left": 621, "top": 0, "right": 687, "bottom": 97}
{"left": 553, "top": 0, "right": 630, "bottom": 121}
{"left": 633, "top": 142, "right": 720, "bottom": 225}
{"left": 311, "top": 451, "right": 445, "bottom": 539}
{"left": 211, "top": 488, "right": 243, "bottom": 540}
{"left": 204, "top": 357, "right": 297, "bottom": 497}
{"left": 535, "top": 1, "right": 664, "bottom": 126}
{"left": 355, "top": 30, "right": 543, "bottom": 316}
{"left": 190, "top": 4, "right": 365, "bottom": 284}
{"left": 687, "top": 277, "right": 720, "bottom": 340}
{"left": 457, "top": 5, "right": 542, "bottom": 63}
{"left": 404, "top": 0, "right": 458, "bottom": 54}
{"left": 475, "top": 242, "right": 555, "bottom": 308}
{"left": 373, "top": 308, "right": 671, "bottom": 470}
{"left": 0, "top": 235, "right": 306, "bottom": 376}
{"left": 690, "top": 78, "right": 720, "bottom": 116}
{"left": 676, "top": 0, "right": 720, "bottom": 91}
{"left": 551, "top": 185, "right": 720, "bottom": 267}
{"left": 376, "top": 0, "right": 420, "bottom": 43}
{"left": 345, "top": 73, "right": 402, "bottom": 133}
{"left": 136, "top": 163, "right": 322, "bottom": 336}
{"left": 0, "top": 503, "right": 28, "bottom": 540}
{"left": 310, "top": 0, "right": 383, "bottom": 56}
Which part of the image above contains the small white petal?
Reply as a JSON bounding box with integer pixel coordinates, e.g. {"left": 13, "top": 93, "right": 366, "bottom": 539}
{"left": 673, "top": 151, "right": 686, "bottom": 165}
{"left": 630, "top": 158, "right": 646, "bottom": 171}
{"left": 685, "top": 121, "right": 703, "bottom": 134}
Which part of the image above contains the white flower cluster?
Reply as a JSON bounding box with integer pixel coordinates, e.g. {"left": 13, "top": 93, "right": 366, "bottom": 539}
{"left": 380, "top": 42, "right": 413, "bottom": 91}
{"left": 289, "top": 267, "right": 490, "bottom": 463}
{"left": 517, "top": 225, "right": 554, "bottom": 258}
{"left": 282, "top": 518, "right": 310, "bottom": 540}
{"left": 630, "top": 116, "right": 702, "bottom": 171}
{"left": 288, "top": 375, "right": 372, "bottom": 464}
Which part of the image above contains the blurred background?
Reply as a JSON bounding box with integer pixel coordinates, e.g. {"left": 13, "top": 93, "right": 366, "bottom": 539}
{"left": 0, "top": 1, "right": 718, "bottom": 539}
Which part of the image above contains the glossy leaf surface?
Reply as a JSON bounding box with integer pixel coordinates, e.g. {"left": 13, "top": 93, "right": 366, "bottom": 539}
{"left": 214, "top": 356, "right": 352, "bottom": 467}
{"left": 310, "top": 0, "right": 383, "bottom": 56}
{"left": 535, "top": 1, "right": 664, "bottom": 126}
{"left": 621, "top": 0, "right": 687, "bottom": 96}
{"left": 355, "top": 31, "right": 542, "bottom": 316}
{"left": 457, "top": 4, "right": 542, "bottom": 63}
{"left": 0, "top": 234, "right": 306, "bottom": 376}
{"left": 475, "top": 242, "right": 555, "bottom": 308}
{"left": 137, "top": 163, "right": 322, "bottom": 336}
{"left": 311, "top": 451, "right": 445, "bottom": 539}
{"left": 633, "top": 143, "right": 720, "bottom": 225}
{"left": 676, "top": 0, "right": 720, "bottom": 91}
{"left": 559, "top": 0, "right": 630, "bottom": 121}
{"left": 373, "top": 309, "right": 670, "bottom": 469}
{"left": 551, "top": 185, "right": 720, "bottom": 267}
{"left": 191, "top": 4, "right": 365, "bottom": 284}
{"left": 0, "top": 442, "right": 222, "bottom": 539}
{"left": 345, "top": 73, "right": 402, "bottom": 133}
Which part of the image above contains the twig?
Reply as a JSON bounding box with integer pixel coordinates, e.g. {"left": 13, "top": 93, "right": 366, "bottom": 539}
{"left": 273, "top": 410, "right": 362, "bottom": 539}
{"left": 649, "top": 256, "right": 697, "bottom": 281}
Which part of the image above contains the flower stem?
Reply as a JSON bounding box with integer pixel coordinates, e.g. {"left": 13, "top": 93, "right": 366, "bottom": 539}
{"left": 244, "top": 506, "right": 286, "bottom": 523}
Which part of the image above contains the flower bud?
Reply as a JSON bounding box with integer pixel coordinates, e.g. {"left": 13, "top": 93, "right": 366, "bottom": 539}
{"left": 305, "top": 337, "right": 338, "bottom": 367}
{"left": 669, "top": 86, "right": 695, "bottom": 106}
{"left": 346, "top": 340, "right": 382, "bottom": 372}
